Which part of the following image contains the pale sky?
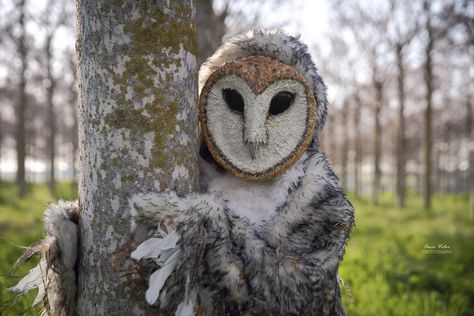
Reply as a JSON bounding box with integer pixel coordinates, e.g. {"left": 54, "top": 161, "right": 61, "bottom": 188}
{"left": 0, "top": 0, "right": 334, "bottom": 177}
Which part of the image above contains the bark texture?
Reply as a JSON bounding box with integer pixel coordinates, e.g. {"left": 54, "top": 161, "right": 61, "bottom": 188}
{"left": 353, "top": 94, "right": 362, "bottom": 198}
{"left": 423, "top": 0, "right": 433, "bottom": 211}
{"left": 341, "top": 100, "right": 349, "bottom": 191}
{"left": 196, "top": 0, "right": 226, "bottom": 64}
{"left": 395, "top": 43, "right": 406, "bottom": 208}
{"left": 68, "top": 53, "right": 79, "bottom": 190}
{"left": 468, "top": 94, "right": 474, "bottom": 222}
{"left": 45, "top": 33, "right": 57, "bottom": 196}
{"left": 372, "top": 77, "right": 383, "bottom": 205}
{"left": 76, "top": 1, "right": 199, "bottom": 314}
{"left": 16, "top": 0, "right": 27, "bottom": 197}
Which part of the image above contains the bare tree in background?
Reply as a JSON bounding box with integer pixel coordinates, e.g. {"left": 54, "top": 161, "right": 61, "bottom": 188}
{"left": 388, "top": 0, "right": 420, "bottom": 208}
{"left": 196, "top": 0, "right": 227, "bottom": 64}
{"left": 76, "top": 0, "right": 199, "bottom": 313}
{"left": 467, "top": 93, "right": 473, "bottom": 221}
{"left": 341, "top": 99, "right": 349, "bottom": 190}
{"left": 422, "top": 0, "right": 434, "bottom": 211}
{"left": 331, "top": 1, "right": 393, "bottom": 205}
{"left": 419, "top": 0, "right": 469, "bottom": 209}
{"left": 13, "top": 0, "right": 28, "bottom": 197}
{"left": 371, "top": 64, "right": 384, "bottom": 205}
{"left": 352, "top": 92, "right": 363, "bottom": 197}
{"left": 38, "top": 0, "right": 66, "bottom": 196}
{"left": 0, "top": 110, "right": 2, "bottom": 181}
{"left": 0, "top": 0, "right": 30, "bottom": 195}
{"left": 196, "top": 0, "right": 289, "bottom": 65}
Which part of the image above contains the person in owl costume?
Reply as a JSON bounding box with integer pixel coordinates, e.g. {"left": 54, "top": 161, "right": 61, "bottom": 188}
{"left": 10, "top": 29, "right": 354, "bottom": 316}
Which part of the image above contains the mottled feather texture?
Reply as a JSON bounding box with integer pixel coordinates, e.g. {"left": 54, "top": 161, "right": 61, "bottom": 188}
{"left": 131, "top": 152, "right": 354, "bottom": 315}
{"left": 128, "top": 28, "right": 354, "bottom": 316}
{"left": 10, "top": 201, "right": 78, "bottom": 316}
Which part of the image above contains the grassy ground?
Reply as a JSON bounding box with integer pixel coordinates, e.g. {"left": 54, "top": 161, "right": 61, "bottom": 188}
{"left": 0, "top": 181, "right": 472, "bottom": 315}
{"left": 340, "top": 192, "right": 474, "bottom": 316}
{"left": 0, "top": 181, "right": 77, "bottom": 315}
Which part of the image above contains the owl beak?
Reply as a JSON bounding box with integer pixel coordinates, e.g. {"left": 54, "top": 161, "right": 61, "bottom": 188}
{"left": 247, "top": 142, "right": 258, "bottom": 160}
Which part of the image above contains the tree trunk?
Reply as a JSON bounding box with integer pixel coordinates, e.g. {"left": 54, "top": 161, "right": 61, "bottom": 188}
{"left": 16, "top": 0, "right": 27, "bottom": 197}
{"left": 0, "top": 111, "right": 2, "bottom": 181}
{"left": 341, "top": 100, "right": 349, "bottom": 191}
{"left": 76, "top": 1, "right": 199, "bottom": 314}
{"left": 329, "top": 113, "right": 338, "bottom": 167}
{"left": 196, "top": 0, "right": 214, "bottom": 64}
{"left": 353, "top": 94, "right": 362, "bottom": 198}
{"left": 68, "top": 53, "right": 79, "bottom": 191}
{"left": 423, "top": 0, "right": 433, "bottom": 211}
{"left": 45, "top": 34, "right": 57, "bottom": 197}
{"left": 395, "top": 43, "right": 406, "bottom": 208}
{"left": 196, "top": 0, "right": 227, "bottom": 64}
{"left": 467, "top": 94, "right": 474, "bottom": 222}
{"left": 372, "top": 79, "right": 383, "bottom": 205}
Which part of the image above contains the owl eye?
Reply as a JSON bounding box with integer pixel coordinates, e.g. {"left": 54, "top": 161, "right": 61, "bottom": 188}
{"left": 269, "top": 91, "right": 295, "bottom": 115}
{"left": 222, "top": 89, "right": 244, "bottom": 113}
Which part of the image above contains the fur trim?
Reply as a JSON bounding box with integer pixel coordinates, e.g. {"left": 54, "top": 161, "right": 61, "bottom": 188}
{"left": 10, "top": 201, "right": 79, "bottom": 316}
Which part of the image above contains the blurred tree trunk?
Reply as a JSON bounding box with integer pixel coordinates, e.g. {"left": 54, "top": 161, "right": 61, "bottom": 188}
{"left": 0, "top": 112, "right": 2, "bottom": 181}
{"left": 68, "top": 53, "right": 78, "bottom": 191}
{"left": 328, "top": 112, "right": 338, "bottom": 167}
{"left": 196, "top": 0, "right": 213, "bottom": 63}
{"left": 76, "top": 0, "right": 199, "bottom": 314}
{"left": 16, "top": 0, "right": 27, "bottom": 197}
{"left": 372, "top": 73, "right": 383, "bottom": 205}
{"left": 467, "top": 94, "right": 474, "bottom": 222}
{"left": 395, "top": 43, "right": 406, "bottom": 208}
{"left": 341, "top": 100, "right": 349, "bottom": 191}
{"left": 423, "top": 0, "right": 433, "bottom": 211}
{"left": 45, "top": 33, "right": 57, "bottom": 197}
{"left": 353, "top": 93, "right": 362, "bottom": 198}
{"left": 196, "top": 0, "right": 227, "bottom": 64}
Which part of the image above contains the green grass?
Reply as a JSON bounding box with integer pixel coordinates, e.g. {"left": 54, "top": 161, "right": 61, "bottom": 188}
{"left": 0, "top": 181, "right": 77, "bottom": 315}
{"left": 0, "top": 181, "right": 472, "bottom": 315}
{"left": 340, "top": 192, "right": 474, "bottom": 316}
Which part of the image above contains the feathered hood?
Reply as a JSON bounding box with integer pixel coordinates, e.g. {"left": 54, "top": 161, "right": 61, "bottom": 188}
{"left": 199, "top": 29, "right": 328, "bottom": 143}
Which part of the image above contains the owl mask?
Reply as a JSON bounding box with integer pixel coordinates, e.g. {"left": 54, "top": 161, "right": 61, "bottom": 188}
{"left": 199, "top": 30, "right": 328, "bottom": 181}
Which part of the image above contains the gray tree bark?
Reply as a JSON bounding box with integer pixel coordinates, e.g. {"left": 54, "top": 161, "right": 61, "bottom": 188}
{"left": 423, "top": 0, "right": 433, "bottom": 211}
{"left": 16, "top": 0, "right": 27, "bottom": 197}
{"left": 353, "top": 93, "right": 362, "bottom": 198}
{"left": 467, "top": 94, "right": 473, "bottom": 222}
{"left": 372, "top": 74, "right": 383, "bottom": 206}
{"left": 0, "top": 111, "right": 2, "bottom": 181}
{"left": 76, "top": 0, "right": 199, "bottom": 314}
{"left": 341, "top": 100, "right": 349, "bottom": 191}
{"left": 45, "top": 33, "right": 57, "bottom": 197}
{"left": 395, "top": 43, "right": 406, "bottom": 208}
{"left": 196, "top": 0, "right": 227, "bottom": 64}
{"left": 67, "top": 52, "right": 79, "bottom": 191}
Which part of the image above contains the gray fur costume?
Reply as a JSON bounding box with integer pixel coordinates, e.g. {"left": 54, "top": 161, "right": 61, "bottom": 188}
{"left": 10, "top": 30, "right": 354, "bottom": 316}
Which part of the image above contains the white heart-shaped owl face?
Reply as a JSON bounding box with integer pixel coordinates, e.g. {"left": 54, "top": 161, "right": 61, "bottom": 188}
{"left": 200, "top": 55, "right": 316, "bottom": 181}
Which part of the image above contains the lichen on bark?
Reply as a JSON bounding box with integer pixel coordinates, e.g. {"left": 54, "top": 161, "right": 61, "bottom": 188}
{"left": 76, "top": 0, "right": 198, "bottom": 314}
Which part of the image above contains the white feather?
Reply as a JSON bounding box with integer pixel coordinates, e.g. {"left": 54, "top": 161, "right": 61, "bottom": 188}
{"left": 9, "top": 259, "right": 48, "bottom": 306}
{"left": 32, "top": 280, "right": 46, "bottom": 306}
{"left": 145, "top": 249, "right": 182, "bottom": 305}
{"left": 131, "top": 231, "right": 180, "bottom": 261}
{"left": 174, "top": 289, "right": 197, "bottom": 316}
{"left": 204, "top": 153, "right": 306, "bottom": 225}
{"left": 9, "top": 264, "right": 43, "bottom": 293}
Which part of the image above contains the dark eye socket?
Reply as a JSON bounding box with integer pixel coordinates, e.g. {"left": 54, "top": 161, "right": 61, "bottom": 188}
{"left": 269, "top": 91, "right": 295, "bottom": 115}
{"left": 222, "top": 89, "right": 244, "bottom": 113}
